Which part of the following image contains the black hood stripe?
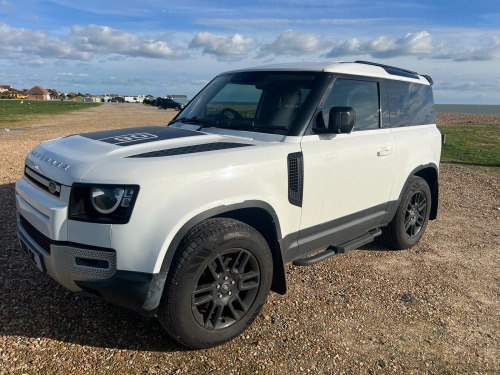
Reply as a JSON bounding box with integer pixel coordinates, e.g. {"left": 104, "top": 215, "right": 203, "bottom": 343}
{"left": 80, "top": 126, "right": 203, "bottom": 146}
{"left": 127, "top": 142, "right": 253, "bottom": 158}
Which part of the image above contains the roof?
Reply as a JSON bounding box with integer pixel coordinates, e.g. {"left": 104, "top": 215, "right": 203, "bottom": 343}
{"left": 226, "top": 61, "right": 431, "bottom": 85}
{"left": 26, "top": 85, "right": 50, "bottom": 94}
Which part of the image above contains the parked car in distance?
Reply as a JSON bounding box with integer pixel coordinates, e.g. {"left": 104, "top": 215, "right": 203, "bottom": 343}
{"left": 157, "top": 97, "right": 183, "bottom": 111}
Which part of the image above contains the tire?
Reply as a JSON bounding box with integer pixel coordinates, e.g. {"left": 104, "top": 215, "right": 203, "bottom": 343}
{"left": 383, "top": 176, "right": 431, "bottom": 249}
{"left": 158, "top": 218, "right": 273, "bottom": 349}
{"left": 175, "top": 106, "right": 180, "bottom": 111}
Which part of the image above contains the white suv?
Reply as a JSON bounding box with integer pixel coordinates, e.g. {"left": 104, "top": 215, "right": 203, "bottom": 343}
{"left": 16, "top": 61, "right": 441, "bottom": 348}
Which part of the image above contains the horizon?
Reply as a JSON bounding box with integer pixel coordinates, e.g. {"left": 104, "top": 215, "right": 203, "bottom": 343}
{"left": 4, "top": 86, "right": 500, "bottom": 106}
{"left": 1, "top": 1, "right": 499, "bottom": 105}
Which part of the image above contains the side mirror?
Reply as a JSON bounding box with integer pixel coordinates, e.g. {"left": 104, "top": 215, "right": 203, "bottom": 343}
{"left": 312, "top": 107, "right": 355, "bottom": 134}
{"left": 329, "top": 106, "right": 355, "bottom": 134}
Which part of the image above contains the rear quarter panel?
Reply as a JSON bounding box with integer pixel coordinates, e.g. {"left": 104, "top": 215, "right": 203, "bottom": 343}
{"left": 389, "top": 124, "right": 441, "bottom": 201}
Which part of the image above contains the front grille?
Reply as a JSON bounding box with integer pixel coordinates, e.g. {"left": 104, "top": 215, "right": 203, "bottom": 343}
{"left": 20, "top": 215, "right": 52, "bottom": 254}
{"left": 288, "top": 152, "right": 304, "bottom": 207}
{"left": 24, "top": 166, "right": 61, "bottom": 197}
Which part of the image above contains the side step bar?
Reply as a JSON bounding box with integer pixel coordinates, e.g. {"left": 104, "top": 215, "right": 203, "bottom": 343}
{"left": 293, "top": 228, "right": 382, "bottom": 266}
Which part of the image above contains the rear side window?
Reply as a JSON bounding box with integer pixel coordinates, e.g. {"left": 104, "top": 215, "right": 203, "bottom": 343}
{"left": 322, "top": 79, "right": 380, "bottom": 130}
{"left": 387, "top": 80, "right": 435, "bottom": 127}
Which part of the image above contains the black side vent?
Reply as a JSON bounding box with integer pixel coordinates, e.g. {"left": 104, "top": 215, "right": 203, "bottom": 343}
{"left": 288, "top": 152, "right": 304, "bottom": 207}
{"left": 127, "top": 142, "right": 253, "bottom": 158}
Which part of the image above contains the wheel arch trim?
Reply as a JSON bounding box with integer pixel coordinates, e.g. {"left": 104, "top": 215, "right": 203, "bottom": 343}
{"left": 159, "top": 200, "right": 287, "bottom": 294}
{"left": 387, "top": 163, "right": 439, "bottom": 223}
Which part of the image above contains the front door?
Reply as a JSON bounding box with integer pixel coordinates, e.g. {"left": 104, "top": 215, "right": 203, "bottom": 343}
{"left": 298, "top": 77, "right": 396, "bottom": 254}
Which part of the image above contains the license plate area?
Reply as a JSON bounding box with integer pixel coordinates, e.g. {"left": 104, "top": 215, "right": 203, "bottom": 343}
{"left": 19, "top": 235, "right": 46, "bottom": 273}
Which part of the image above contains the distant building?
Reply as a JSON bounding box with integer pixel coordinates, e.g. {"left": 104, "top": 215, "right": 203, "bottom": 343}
{"left": 67, "top": 92, "right": 77, "bottom": 98}
{"left": 26, "top": 85, "right": 51, "bottom": 100}
{"left": 0, "top": 85, "right": 11, "bottom": 93}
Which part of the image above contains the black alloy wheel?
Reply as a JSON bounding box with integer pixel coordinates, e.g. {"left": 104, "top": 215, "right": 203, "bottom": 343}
{"left": 382, "top": 176, "right": 432, "bottom": 249}
{"left": 158, "top": 218, "right": 273, "bottom": 349}
{"left": 404, "top": 190, "right": 427, "bottom": 238}
{"left": 192, "top": 248, "right": 260, "bottom": 330}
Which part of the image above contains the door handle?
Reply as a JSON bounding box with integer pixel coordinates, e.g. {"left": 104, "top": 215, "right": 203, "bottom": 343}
{"left": 377, "top": 146, "right": 393, "bottom": 157}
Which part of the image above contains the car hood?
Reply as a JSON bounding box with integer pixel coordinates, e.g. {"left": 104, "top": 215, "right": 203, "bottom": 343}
{"left": 24, "top": 126, "right": 261, "bottom": 186}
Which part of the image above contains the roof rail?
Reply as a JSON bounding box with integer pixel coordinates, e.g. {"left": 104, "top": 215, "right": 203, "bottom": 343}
{"left": 421, "top": 75, "right": 433, "bottom": 85}
{"left": 354, "top": 60, "right": 433, "bottom": 85}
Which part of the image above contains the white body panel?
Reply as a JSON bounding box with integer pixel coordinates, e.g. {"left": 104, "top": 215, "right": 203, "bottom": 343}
{"left": 389, "top": 125, "right": 442, "bottom": 201}
{"left": 16, "top": 130, "right": 303, "bottom": 274}
{"left": 300, "top": 128, "right": 396, "bottom": 229}
{"left": 16, "top": 178, "right": 69, "bottom": 240}
{"left": 81, "top": 141, "right": 302, "bottom": 272}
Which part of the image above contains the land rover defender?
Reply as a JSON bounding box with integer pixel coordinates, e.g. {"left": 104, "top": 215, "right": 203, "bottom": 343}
{"left": 16, "top": 61, "right": 441, "bottom": 348}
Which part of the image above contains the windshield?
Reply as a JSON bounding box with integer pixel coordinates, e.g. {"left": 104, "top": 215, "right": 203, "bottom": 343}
{"left": 171, "top": 71, "right": 320, "bottom": 135}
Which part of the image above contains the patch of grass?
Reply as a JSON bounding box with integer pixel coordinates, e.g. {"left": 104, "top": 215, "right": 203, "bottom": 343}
{"left": 0, "top": 100, "right": 101, "bottom": 127}
{"left": 438, "top": 123, "right": 500, "bottom": 173}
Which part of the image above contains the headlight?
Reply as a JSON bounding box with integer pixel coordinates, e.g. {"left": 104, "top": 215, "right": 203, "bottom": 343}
{"left": 91, "top": 187, "right": 125, "bottom": 214}
{"left": 69, "top": 184, "right": 139, "bottom": 224}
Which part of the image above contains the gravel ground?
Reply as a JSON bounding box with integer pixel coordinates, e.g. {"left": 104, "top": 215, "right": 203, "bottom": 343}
{"left": 436, "top": 112, "right": 500, "bottom": 126}
{"left": 1, "top": 104, "right": 499, "bottom": 374}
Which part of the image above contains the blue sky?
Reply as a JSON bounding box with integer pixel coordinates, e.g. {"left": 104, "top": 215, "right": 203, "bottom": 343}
{"left": 0, "top": 0, "right": 499, "bottom": 103}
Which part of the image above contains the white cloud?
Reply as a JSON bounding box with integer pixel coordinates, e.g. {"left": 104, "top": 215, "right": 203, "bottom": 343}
{"left": 0, "top": 22, "right": 186, "bottom": 64}
{"left": 0, "top": 18, "right": 499, "bottom": 87}
{"left": 327, "top": 31, "right": 435, "bottom": 58}
{"left": 196, "top": 17, "right": 394, "bottom": 29}
{"left": 50, "top": 72, "right": 94, "bottom": 87}
{"left": 70, "top": 25, "right": 184, "bottom": 59}
{"left": 191, "top": 79, "right": 210, "bottom": 85}
{"left": 0, "top": 22, "right": 90, "bottom": 61}
{"left": 432, "top": 31, "right": 500, "bottom": 61}
{"left": 56, "top": 72, "right": 89, "bottom": 77}
{"left": 437, "top": 77, "right": 500, "bottom": 92}
{"left": 189, "top": 32, "right": 254, "bottom": 61}
{"left": 20, "top": 58, "right": 44, "bottom": 67}
{"left": 260, "top": 30, "right": 326, "bottom": 57}
{"left": 0, "top": 0, "right": 12, "bottom": 8}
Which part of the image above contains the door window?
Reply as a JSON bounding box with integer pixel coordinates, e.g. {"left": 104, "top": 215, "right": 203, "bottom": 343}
{"left": 322, "top": 79, "right": 380, "bottom": 130}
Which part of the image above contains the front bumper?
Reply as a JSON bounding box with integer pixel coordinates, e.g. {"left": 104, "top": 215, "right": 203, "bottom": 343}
{"left": 17, "top": 212, "right": 166, "bottom": 317}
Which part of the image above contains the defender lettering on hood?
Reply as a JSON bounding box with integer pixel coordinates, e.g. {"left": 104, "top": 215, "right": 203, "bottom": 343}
{"left": 79, "top": 126, "right": 204, "bottom": 146}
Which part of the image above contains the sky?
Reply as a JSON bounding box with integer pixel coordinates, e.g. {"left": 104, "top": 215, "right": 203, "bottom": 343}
{"left": 0, "top": 0, "right": 499, "bottom": 104}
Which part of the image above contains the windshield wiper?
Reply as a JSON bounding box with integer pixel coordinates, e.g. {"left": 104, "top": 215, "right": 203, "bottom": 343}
{"left": 171, "top": 118, "right": 285, "bottom": 133}
{"left": 170, "top": 117, "right": 219, "bottom": 128}
{"left": 201, "top": 122, "right": 289, "bottom": 134}
{"left": 252, "top": 125, "right": 287, "bottom": 130}
{"left": 202, "top": 121, "right": 255, "bottom": 130}
{"left": 181, "top": 117, "right": 204, "bottom": 124}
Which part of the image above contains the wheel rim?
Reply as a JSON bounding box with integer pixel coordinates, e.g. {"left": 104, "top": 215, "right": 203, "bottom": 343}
{"left": 404, "top": 191, "right": 427, "bottom": 238}
{"left": 191, "top": 248, "right": 260, "bottom": 330}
